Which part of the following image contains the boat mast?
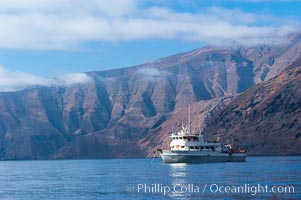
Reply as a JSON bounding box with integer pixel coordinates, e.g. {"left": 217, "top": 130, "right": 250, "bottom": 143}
{"left": 181, "top": 116, "right": 184, "bottom": 129}
{"left": 188, "top": 104, "right": 191, "bottom": 133}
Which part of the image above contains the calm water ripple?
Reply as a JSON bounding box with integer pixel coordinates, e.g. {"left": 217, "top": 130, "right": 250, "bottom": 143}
{"left": 0, "top": 156, "right": 300, "bottom": 199}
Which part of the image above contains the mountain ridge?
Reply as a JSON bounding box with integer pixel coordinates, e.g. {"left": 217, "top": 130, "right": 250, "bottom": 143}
{"left": 204, "top": 59, "right": 301, "bottom": 155}
{"left": 1, "top": 35, "right": 301, "bottom": 159}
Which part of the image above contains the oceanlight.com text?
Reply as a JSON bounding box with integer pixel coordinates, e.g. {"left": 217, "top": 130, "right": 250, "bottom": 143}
{"left": 209, "top": 183, "right": 295, "bottom": 195}
{"left": 126, "top": 183, "right": 295, "bottom": 196}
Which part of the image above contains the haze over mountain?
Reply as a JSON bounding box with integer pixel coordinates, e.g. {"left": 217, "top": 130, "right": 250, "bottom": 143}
{"left": 0, "top": 34, "right": 301, "bottom": 159}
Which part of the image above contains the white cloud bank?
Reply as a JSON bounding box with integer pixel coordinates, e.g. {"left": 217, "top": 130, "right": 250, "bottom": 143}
{"left": 0, "top": 66, "right": 91, "bottom": 92}
{"left": 0, "top": 0, "right": 299, "bottom": 49}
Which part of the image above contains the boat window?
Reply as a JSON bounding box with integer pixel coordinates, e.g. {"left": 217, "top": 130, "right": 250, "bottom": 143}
{"left": 190, "top": 146, "right": 194, "bottom": 149}
{"left": 195, "top": 146, "right": 200, "bottom": 149}
{"left": 175, "top": 137, "right": 178, "bottom": 140}
{"left": 181, "top": 146, "right": 185, "bottom": 148}
{"left": 188, "top": 138, "right": 190, "bottom": 141}
{"left": 179, "top": 137, "right": 183, "bottom": 139}
{"left": 183, "top": 137, "right": 187, "bottom": 139}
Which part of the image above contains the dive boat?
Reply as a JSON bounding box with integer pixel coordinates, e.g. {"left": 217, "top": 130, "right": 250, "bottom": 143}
{"left": 157, "top": 125, "right": 247, "bottom": 163}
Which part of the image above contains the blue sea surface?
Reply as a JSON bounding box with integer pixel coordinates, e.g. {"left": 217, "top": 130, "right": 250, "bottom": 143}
{"left": 0, "top": 156, "right": 300, "bottom": 199}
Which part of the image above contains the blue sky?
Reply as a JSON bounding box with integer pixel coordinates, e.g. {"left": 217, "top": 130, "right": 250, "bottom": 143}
{"left": 0, "top": 0, "right": 300, "bottom": 89}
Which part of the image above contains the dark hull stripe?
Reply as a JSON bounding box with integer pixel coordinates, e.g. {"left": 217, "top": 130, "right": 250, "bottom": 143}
{"left": 161, "top": 154, "right": 246, "bottom": 163}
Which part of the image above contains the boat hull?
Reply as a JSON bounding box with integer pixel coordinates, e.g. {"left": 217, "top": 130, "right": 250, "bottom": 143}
{"left": 159, "top": 150, "right": 246, "bottom": 163}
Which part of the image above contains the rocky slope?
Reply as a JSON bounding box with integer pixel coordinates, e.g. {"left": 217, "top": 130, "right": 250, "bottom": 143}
{"left": 204, "top": 59, "right": 301, "bottom": 155}
{"left": 0, "top": 35, "right": 301, "bottom": 159}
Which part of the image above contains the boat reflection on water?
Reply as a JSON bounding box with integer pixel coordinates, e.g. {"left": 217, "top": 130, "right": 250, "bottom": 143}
{"left": 167, "top": 163, "right": 194, "bottom": 199}
{"left": 169, "top": 163, "right": 188, "bottom": 177}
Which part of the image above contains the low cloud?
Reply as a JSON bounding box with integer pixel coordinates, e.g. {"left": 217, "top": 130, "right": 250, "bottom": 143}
{"left": 0, "top": 0, "right": 299, "bottom": 49}
{"left": 0, "top": 66, "right": 92, "bottom": 92}
{"left": 55, "top": 73, "right": 92, "bottom": 86}
{"left": 135, "top": 67, "right": 170, "bottom": 81}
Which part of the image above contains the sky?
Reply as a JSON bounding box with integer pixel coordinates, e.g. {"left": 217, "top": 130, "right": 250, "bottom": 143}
{"left": 0, "top": 0, "right": 301, "bottom": 91}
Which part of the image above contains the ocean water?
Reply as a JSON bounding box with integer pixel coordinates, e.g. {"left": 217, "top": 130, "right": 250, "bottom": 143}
{"left": 0, "top": 157, "right": 300, "bottom": 200}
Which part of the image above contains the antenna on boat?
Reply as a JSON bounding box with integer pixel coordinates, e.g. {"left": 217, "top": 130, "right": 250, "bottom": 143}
{"left": 181, "top": 116, "right": 184, "bottom": 129}
{"left": 188, "top": 104, "right": 191, "bottom": 133}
